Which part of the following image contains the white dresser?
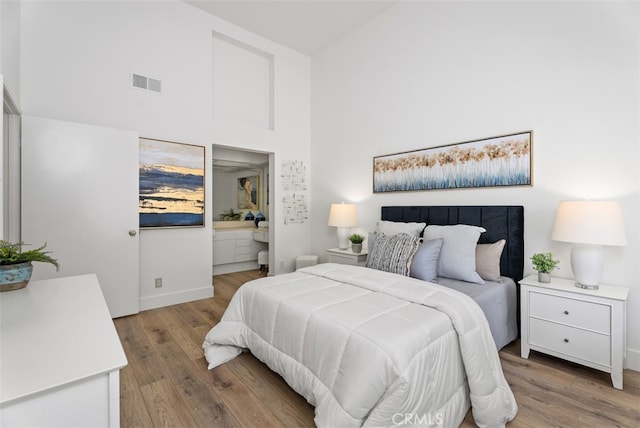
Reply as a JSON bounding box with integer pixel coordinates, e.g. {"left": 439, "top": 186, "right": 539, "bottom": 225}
{"left": 0, "top": 274, "right": 127, "bottom": 426}
{"left": 520, "top": 274, "right": 629, "bottom": 389}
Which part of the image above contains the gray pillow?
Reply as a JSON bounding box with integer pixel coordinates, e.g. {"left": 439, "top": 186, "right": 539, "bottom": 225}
{"left": 367, "top": 232, "right": 420, "bottom": 276}
{"left": 367, "top": 231, "right": 377, "bottom": 254}
{"left": 409, "top": 238, "right": 444, "bottom": 282}
{"left": 423, "top": 224, "right": 486, "bottom": 284}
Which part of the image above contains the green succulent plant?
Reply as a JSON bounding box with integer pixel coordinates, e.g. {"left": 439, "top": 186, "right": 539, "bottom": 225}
{"left": 219, "top": 208, "right": 242, "bottom": 221}
{"left": 0, "top": 241, "right": 59, "bottom": 270}
{"left": 530, "top": 252, "right": 559, "bottom": 274}
{"left": 348, "top": 234, "right": 364, "bottom": 244}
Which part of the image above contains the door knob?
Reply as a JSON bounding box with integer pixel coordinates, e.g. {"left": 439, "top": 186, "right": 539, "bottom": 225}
{"left": 129, "top": 229, "right": 137, "bottom": 236}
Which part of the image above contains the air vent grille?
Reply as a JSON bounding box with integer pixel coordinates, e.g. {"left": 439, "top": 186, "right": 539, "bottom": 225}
{"left": 147, "top": 78, "right": 162, "bottom": 93}
{"left": 131, "top": 73, "right": 162, "bottom": 93}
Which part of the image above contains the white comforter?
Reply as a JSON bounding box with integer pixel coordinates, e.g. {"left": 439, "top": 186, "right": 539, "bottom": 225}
{"left": 203, "top": 263, "right": 517, "bottom": 427}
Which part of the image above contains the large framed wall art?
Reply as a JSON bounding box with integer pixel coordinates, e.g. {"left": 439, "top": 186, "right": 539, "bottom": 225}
{"left": 373, "top": 131, "right": 532, "bottom": 193}
{"left": 139, "top": 138, "right": 205, "bottom": 228}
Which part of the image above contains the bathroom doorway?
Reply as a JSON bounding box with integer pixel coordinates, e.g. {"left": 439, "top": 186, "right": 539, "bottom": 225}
{"left": 212, "top": 145, "right": 273, "bottom": 276}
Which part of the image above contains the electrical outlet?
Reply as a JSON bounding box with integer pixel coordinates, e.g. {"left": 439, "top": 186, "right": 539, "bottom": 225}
{"left": 279, "top": 261, "right": 284, "bottom": 269}
{"left": 155, "top": 277, "right": 162, "bottom": 288}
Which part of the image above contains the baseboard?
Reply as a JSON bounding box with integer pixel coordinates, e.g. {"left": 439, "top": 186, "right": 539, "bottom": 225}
{"left": 626, "top": 347, "right": 640, "bottom": 372}
{"left": 139, "top": 286, "right": 213, "bottom": 311}
{"left": 213, "top": 261, "right": 259, "bottom": 275}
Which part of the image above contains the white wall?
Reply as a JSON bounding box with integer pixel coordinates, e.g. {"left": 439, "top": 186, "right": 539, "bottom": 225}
{"left": 0, "top": 0, "right": 21, "bottom": 105}
{"left": 1, "top": 0, "right": 22, "bottom": 244}
{"left": 311, "top": 2, "right": 640, "bottom": 369}
{"left": 20, "top": 1, "right": 311, "bottom": 309}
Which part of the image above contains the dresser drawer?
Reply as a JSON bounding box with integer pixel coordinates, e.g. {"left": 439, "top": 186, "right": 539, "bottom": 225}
{"left": 235, "top": 246, "right": 251, "bottom": 256}
{"left": 235, "top": 230, "right": 253, "bottom": 239}
{"left": 236, "top": 238, "right": 252, "bottom": 248}
{"left": 529, "top": 291, "right": 610, "bottom": 334}
{"left": 213, "top": 230, "right": 235, "bottom": 241}
{"left": 235, "top": 253, "right": 253, "bottom": 262}
{"left": 529, "top": 318, "right": 610, "bottom": 366}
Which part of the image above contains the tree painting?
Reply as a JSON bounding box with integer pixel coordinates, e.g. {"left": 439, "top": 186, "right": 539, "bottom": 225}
{"left": 373, "top": 132, "right": 532, "bottom": 192}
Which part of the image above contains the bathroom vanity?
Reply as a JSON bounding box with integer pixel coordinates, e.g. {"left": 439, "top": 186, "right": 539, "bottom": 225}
{"left": 213, "top": 221, "right": 268, "bottom": 275}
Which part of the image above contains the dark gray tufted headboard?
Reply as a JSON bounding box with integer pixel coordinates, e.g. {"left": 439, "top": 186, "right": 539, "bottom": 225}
{"left": 381, "top": 205, "right": 524, "bottom": 282}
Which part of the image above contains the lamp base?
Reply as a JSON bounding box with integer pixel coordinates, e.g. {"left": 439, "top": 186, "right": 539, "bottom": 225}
{"left": 336, "top": 227, "right": 350, "bottom": 250}
{"left": 571, "top": 243, "right": 603, "bottom": 289}
{"left": 575, "top": 282, "right": 599, "bottom": 290}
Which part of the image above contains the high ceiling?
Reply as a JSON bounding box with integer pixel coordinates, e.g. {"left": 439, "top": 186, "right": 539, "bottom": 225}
{"left": 183, "top": 1, "right": 398, "bottom": 55}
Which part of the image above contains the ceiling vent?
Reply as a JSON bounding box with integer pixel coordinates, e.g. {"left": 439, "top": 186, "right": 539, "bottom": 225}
{"left": 131, "top": 73, "right": 162, "bottom": 94}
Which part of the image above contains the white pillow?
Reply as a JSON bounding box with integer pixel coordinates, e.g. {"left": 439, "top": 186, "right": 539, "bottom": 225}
{"left": 423, "top": 224, "right": 486, "bottom": 284}
{"left": 376, "top": 220, "right": 426, "bottom": 237}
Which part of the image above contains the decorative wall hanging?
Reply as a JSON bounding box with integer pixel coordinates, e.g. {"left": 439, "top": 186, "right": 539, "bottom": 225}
{"left": 139, "top": 138, "right": 205, "bottom": 228}
{"left": 373, "top": 131, "right": 532, "bottom": 192}
{"left": 281, "top": 160, "right": 308, "bottom": 224}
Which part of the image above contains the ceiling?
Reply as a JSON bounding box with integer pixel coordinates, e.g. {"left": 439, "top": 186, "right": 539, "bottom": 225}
{"left": 183, "top": 0, "right": 398, "bottom": 55}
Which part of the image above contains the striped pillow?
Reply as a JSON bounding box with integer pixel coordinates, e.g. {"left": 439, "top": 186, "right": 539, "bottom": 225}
{"left": 366, "top": 232, "right": 420, "bottom": 276}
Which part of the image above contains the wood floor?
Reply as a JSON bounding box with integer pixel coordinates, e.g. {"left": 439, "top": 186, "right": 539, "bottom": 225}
{"left": 115, "top": 270, "right": 640, "bottom": 427}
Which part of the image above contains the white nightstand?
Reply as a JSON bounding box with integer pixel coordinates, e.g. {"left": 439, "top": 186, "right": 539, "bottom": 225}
{"left": 520, "top": 274, "right": 629, "bottom": 389}
{"left": 326, "top": 248, "right": 368, "bottom": 266}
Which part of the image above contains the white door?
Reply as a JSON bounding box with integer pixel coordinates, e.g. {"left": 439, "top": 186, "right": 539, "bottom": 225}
{"left": 21, "top": 116, "right": 139, "bottom": 317}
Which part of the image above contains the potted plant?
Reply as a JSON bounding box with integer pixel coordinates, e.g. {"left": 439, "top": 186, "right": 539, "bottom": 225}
{"left": 348, "top": 233, "right": 365, "bottom": 254}
{"left": 0, "top": 241, "right": 59, "bottom": 292}
{"left": 530, "top": 252, "right": 559, "bottom": 283}
{"left": 219, "top": 208, "right": 242, "bottom": 221}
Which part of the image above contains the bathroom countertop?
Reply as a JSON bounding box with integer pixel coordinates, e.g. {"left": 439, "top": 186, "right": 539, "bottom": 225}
{"left": 212, "top": 220, "right": 257, "bottom": 230}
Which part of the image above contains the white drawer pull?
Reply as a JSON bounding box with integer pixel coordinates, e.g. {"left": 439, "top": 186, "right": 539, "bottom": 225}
{"left": 564, "top": 310, "right": 569, "bottom": 315}
{"left": 564, "top": 338, "right": 569, "bottom": 343}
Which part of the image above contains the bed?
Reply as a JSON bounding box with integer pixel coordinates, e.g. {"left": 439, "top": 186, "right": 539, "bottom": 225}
{"left": 381, "top": 205, "right": 524, "bottom": 350}
{"left": 203, "top": 205, "right": 523, "bottom": 427}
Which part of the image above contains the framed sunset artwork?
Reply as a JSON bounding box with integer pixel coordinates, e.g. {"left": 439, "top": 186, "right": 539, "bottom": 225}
{"left": 139, "top": 138, "right": 205, "bottom": 228}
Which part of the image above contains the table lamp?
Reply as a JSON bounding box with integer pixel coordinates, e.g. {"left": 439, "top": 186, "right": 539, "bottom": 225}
{"left": 551, "top": 200, "right": 627, "bottom": 289}
{"left": 328, "top": 203, "right": 358, "bottom": 250}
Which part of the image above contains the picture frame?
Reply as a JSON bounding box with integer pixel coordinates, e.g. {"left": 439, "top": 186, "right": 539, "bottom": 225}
{"left": 139, "top": 138, "right": 205, "bottom": 228}
{"left": 237, "top": 175, "right": 260, "bottom": 210}
{"left": 373, "top": 131, "right": 532, "bottom": 193}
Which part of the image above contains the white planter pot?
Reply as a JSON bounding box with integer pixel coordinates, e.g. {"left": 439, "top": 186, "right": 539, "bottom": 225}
{"left": 538, "top": 272, "right": 551, "bottom": 283}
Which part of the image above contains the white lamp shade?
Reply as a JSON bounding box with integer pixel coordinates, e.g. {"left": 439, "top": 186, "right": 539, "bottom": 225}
{"left": 328, "top": 203, "right": 358, "bottom": 227}
{"left": 328, "top": 203, "right": 358, "bottom": 250}
{"left": 551, "top": 200, "right": 627, "bottom": 246}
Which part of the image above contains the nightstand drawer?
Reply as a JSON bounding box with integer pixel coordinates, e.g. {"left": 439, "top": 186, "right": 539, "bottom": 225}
{"left": 529, "top": 291, "right": 610, "bottom": 334}
{"left": 328, "top": 253, "right": 355, "bottom": 263}
{"left": 529, "top": 318, "right": 611, "bottom": 366}
{"left": 326, "top": 249, "right": 368, "bottom": 266}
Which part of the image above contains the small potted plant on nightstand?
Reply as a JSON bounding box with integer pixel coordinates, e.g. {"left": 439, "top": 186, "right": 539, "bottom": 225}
{"left": 531, "top": 252, "right": 559, "bottom": 283}
{"left": 348, "top": 234, "right": 364, "bottom": 254}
